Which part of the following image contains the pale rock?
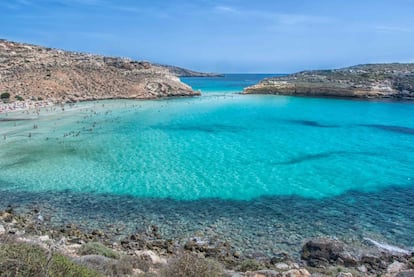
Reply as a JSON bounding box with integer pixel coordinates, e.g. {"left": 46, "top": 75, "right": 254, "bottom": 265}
{"left": 227, "top": 271, "right": 244, "bottom": 277}
{"left": 282, "top": 269, "right": 311, "bottom": 277}
{"left": 253, "top": 270, "right": 279, "bottom": 277}
{"left": 135, "top": 250, "right": 167, "bottom": 265}
{"left": 387, "top": 261, "right": 407, "bottom": 274}
{"left": 357, "top": 265, "right": 367, "bottom": 273}
{"left": 395, "top": 270, "right": 414, "bottom": 277}
{"left": 275, "top": 262, "right": 290, "bottom": 270}
{"left": 0, "top": 224, "right": 5, "bottom": 235}
{"left": 337, "top": 273, "right": 353, "bottom": 277}
{"left": 291, "top": 263, "right": 300, "bottom": 269}
{"left": 38, "top": 235, "right": 50, "bottom": 242}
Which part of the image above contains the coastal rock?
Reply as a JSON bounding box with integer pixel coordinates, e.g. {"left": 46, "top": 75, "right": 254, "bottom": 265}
{"left": 244, "top": 63, "right": 414, "bottom": 99}
{"left": 244, "top": 270, "right": 279, "bottom": 277}
{"left": 357, "top": 265, "right": 367, "bottom": 273}
{"left": 270, "top": 253, "right": 293, "bottom": 264}
{"left": 184, "top": 236, "right": 232, "bottom": 259}
{"left": 275, "top": 262, "right": 290, "bottom": 270}
{"left": 395, "top": 270, "right": 414, "bottom": 277}
{"left": 0, "top": 223, "right": 5, "bottom": 235}
{"left": 336, "top": 273, "right": 353, "bottom": 277}
{"left": 301, "top": 238, "right": 345, "bottom": 266}
{"left": 0, "top": 39, "right": 199, "bottom": 105}
{"left": 135, "top": 250, "right": 167, "bottom": 265}
{"left": 387, "top": 261, "right": 407, "bottom": 274}
{"left": 282, "top": 269, "right": 311, "bottom": 277}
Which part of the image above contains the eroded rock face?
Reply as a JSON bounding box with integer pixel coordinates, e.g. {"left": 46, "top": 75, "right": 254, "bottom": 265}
{"left": 301, "top": 238, "right": 414, "bottom": 275}
{"left": 301, "top": 238, "right": 350, "bottom": 267}
{"left": 0, "top": 39, "right": 199, "bottom": 103}
{"left": 244, "top": 63, "right": 414, "bottom": 99}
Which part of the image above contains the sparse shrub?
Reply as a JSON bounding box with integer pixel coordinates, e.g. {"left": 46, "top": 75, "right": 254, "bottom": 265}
{"left": 48, "top": 254, "right": 101, "bottom": 277}
{"left": 0, "top": 241, "right": 101, "bottom": 277}
{"left": 162, "top": 252, "right": 225, "bottom": 277}
{"left": 237, "top": 259, "right": 263, "bottom": 272}
{"left": 0, "top": 241, "right": 48, "bottom": 276}
{"left": 38, "top": 96, "right": 44, "bottom": 101}
{"left": 122, "top": 255, "right": 151, "bottom": 272}
{"left": 74, "top": 254, "right": 135, "bottom": 277}
{"left": 78, "top": 242, "right": 120, "bottom": 259}
{"left": 1, "top": 92, "right": 10, "bottom": 102}
{"left": 15, "top": 95, "right": 24, "bottom": 101}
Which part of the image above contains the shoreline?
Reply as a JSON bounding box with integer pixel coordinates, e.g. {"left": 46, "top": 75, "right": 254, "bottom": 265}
{"left": 0, "top": 207, "right": 413, "bottom": 276}
{"left": 0, "top": 100, "right": 55, "bottom": 114}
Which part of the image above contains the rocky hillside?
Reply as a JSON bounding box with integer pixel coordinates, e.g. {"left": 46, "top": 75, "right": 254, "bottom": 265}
{"left": 0, "top": 39, "right": 199, "bottom": 103}
{"left": 156, "top": 64, "right": 224, "bottom": 77}
{"left": 244, "top": 63, "right": 414, "bottom": 99}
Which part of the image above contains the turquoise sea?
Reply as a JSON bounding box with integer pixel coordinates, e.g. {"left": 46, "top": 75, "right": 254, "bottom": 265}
{"left": 0, "top": 74, "right": 413, "bottom": 256}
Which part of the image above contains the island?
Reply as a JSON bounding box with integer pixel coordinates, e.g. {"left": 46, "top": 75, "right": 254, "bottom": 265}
{"left": 243, "top": 63, "right": 414, "bottom": 99}
{"left": 0, "top": 39, "right": 200, "bottom": 105}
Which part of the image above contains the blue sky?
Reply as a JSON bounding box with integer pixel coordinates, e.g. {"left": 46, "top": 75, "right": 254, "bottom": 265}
{"left": 1, "top": 0, "right": 413, "bottom": 73}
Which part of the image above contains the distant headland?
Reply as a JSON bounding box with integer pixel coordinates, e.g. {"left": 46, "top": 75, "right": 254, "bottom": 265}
{"left": 154, "top": 63, "right": 224, "bottom": 77}
{"left": 0, "top": 39, "right": 207, "bottom": 105}
{"left": 244, "top": 63, "right": 414, "bottom": 99}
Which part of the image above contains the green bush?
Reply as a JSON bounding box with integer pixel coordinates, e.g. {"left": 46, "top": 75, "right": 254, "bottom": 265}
{"left": 0, "top": 241, "right": 101, "bottom": 277}
{"left": 73, "top": 255, "right": 137, "bottom": 276}
{"left": 162, "top": 252, "right": 225, "bottom": 277}
{"left": 78, "top": 242, "right": 120, "bottom": 259}
{"left": 1, "top": 92, "right": 10, "bottom": 102}
{"left": 0, "top": 241, "right": 48, "bottom": 276}
{"left": 0, "top": 92, "right": 10, "bottom": 99}
{"left": 48, "top": 254, "right": 101, "bottom": 277}
{"left": 237, "top": 259, "right": 263, "bottom": 272}
{"left": 15, "top": 95, "right": 24, "bottom": 101}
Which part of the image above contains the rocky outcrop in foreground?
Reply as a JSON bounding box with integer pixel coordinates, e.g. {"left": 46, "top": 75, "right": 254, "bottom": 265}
{"left": 0, "top": 39, "right": 199, "bottom": 104}
{"left": 244, "top": 63, "right": 414, "bottom": 99}
{"left": 1, "top": 208, "right": 413, "bottom": 277}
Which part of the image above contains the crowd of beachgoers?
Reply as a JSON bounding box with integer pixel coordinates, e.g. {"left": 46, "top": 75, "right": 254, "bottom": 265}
{"left": 0, "top": 100, "right": 55, "bottom": 114}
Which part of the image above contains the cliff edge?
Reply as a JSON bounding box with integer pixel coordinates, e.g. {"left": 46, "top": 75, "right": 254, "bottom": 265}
{"left": 244, "top": 63, "right": 414, "bottom": 99}
{"left": 0, "top": 39, "right": 199, "bottom": 104}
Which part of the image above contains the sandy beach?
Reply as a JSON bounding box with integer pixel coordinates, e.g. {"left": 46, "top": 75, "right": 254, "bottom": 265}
{"left": 0, "top": 100, "right": 55, "bottom": 114}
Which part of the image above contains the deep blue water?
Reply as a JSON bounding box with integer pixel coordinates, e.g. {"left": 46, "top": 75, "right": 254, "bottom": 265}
{"left": 0, "top": 74, "right": 413, "bottom": 257}
{"left": 181, "top": 74, "right": 277, "bottom": 93}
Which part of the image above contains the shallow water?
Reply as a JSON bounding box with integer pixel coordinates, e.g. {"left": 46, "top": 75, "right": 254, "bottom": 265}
{"left": 0, "top": 74, "right": 413, "bottom": 256}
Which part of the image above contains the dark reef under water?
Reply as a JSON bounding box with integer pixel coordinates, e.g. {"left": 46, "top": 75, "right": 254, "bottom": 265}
{"left": 1, "top": 184, "right": 413, "bottom": 258}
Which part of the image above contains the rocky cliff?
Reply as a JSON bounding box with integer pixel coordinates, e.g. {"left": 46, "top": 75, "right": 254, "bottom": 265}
{"left": 0, "top": 39, "right": 199, "bottom": 103}
{"left": 244, "top": 63, "right": 414, "bottom": 99}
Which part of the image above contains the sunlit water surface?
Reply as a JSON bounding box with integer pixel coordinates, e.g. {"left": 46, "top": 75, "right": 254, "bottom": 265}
{"left": 0, "top": 74, "right": 413, "bottom": 256}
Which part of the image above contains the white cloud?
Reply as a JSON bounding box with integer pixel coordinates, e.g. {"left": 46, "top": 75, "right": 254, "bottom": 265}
{"left": 276, "top": 14, "right": 332, "bottom": 25}
{"left": 212, "top": 5, "right": 333, "bottom": 27}
{"left": 374, "top": 26, "right": 412, "bottom": 33}
{"left": 214, "top": 5, "right": 240, "bottom": 14}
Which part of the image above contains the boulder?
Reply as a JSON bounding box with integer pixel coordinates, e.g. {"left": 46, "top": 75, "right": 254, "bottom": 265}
{"left": 336, "top": 273, "right": 353, "bottom": 277}
{"left": 282, "top": 269, "right": 311, "bottom": 277}
{"left": 301, "top": 238, "right": 345, "bottom": 266}
{"left": 395, "top": 270, "right": 414, "bottom": 277}
{"left": 134, "top": 250, "right": 167, "bottom": 265}
{"left": 387, "top": 261, "right": 407, "bottom": 274}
